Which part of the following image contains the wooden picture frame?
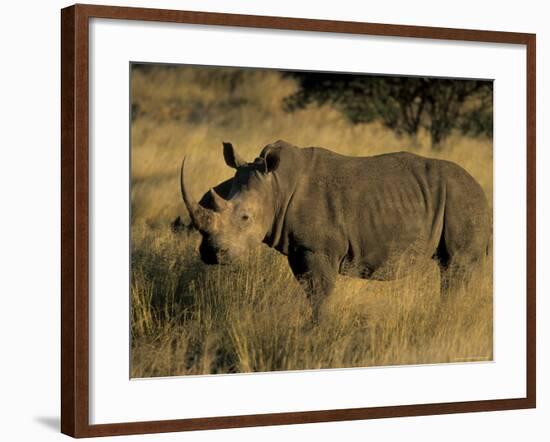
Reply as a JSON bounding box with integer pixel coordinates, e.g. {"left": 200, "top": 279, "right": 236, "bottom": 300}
{"left": 61, "top": 3, "right": 536, "bottom": 437}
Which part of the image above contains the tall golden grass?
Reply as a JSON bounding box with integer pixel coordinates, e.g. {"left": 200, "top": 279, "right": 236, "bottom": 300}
{"left": 130, "top": 65, "right": 493, "bottom": 377}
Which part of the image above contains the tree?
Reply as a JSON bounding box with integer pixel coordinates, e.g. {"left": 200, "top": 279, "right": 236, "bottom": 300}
{"left": 283, "top": 72, "right": 492, "bottom": 149}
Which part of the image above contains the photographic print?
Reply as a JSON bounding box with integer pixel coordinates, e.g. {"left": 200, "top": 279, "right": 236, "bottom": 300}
{"left": 130, "top": 63, "right": 493, "bottom": 378}
{"left": 61, "top": 6, "right": 535, "bottom": 436}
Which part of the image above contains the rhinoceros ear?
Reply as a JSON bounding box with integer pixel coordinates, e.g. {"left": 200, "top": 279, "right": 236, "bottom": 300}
{"left": 222, "top": 142, "right": 247, "bottom": 169}
{"left": 261, "top": 148, "right": 280, "bottom": 174}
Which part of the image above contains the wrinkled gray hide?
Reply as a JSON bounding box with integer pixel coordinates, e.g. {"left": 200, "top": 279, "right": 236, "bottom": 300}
{"left": 180, "top": 140, "right": 491, "bottom": 321}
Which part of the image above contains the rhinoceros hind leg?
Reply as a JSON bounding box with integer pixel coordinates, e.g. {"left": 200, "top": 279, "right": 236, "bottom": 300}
{"left": 438, "top": 248, "right": 486, "bottom": 300}
{"left": 288, "top": 250, "right": 337, "bottom": 323}
{"left": 437, "top": 177, "right": 490, "bottom": 299}
{"left": 439, "top": 261, "right": 469, "bottom": 299}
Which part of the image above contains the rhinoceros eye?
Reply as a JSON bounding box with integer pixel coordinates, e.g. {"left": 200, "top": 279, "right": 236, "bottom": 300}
{"left": 241, "top": 214, "right": 250, "bottom": 222}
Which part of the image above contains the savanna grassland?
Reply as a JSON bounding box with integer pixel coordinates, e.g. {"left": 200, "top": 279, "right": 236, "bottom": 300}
{"left": 130, "top": 65, "right": 493, "bottom": 378}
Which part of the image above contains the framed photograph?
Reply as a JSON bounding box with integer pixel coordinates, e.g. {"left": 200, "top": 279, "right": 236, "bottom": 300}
{"left": 61, "top": 4, "right": 536, "bottom": 438}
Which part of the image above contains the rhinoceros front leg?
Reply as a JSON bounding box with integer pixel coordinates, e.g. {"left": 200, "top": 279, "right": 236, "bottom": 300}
{"left": 288, "top": 250, "right": 337, "bottom": 323}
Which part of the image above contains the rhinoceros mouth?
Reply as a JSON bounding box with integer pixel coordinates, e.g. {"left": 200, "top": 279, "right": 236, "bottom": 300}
{"left": 199, "top": 240, "right": 234, "bottom": 266}
{"left": 200, "top": 255, "right": 220, "bottom": 265}
{"left": 199, "top": 240, "right": 218, "bottom": 264}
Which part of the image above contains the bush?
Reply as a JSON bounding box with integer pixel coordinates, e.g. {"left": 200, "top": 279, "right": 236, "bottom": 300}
{"left": 283, "top": 72, "right": 493, "bottom": 149}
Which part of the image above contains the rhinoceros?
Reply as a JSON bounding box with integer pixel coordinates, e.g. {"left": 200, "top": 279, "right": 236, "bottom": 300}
{"left": 180, "top": 140, "right": 491, "bottom": 319}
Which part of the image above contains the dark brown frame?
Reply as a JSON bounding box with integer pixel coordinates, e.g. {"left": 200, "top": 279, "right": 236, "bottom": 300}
{"left": 61, "top": 3, "right": 536, "bottom": 438}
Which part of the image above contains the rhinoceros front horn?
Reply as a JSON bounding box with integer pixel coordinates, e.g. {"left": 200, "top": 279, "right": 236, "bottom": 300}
{"left": 180, "top": 157, "right": 214, "bottom": 232}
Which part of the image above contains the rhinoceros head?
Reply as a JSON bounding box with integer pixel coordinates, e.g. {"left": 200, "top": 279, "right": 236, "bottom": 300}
{"left": 180, "top": 142, "right": 280, "bottom": 265}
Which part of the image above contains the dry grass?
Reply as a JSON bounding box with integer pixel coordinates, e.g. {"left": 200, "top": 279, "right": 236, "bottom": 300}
{"left": 130, "top": 65, "right": 493, "bottom": 377}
